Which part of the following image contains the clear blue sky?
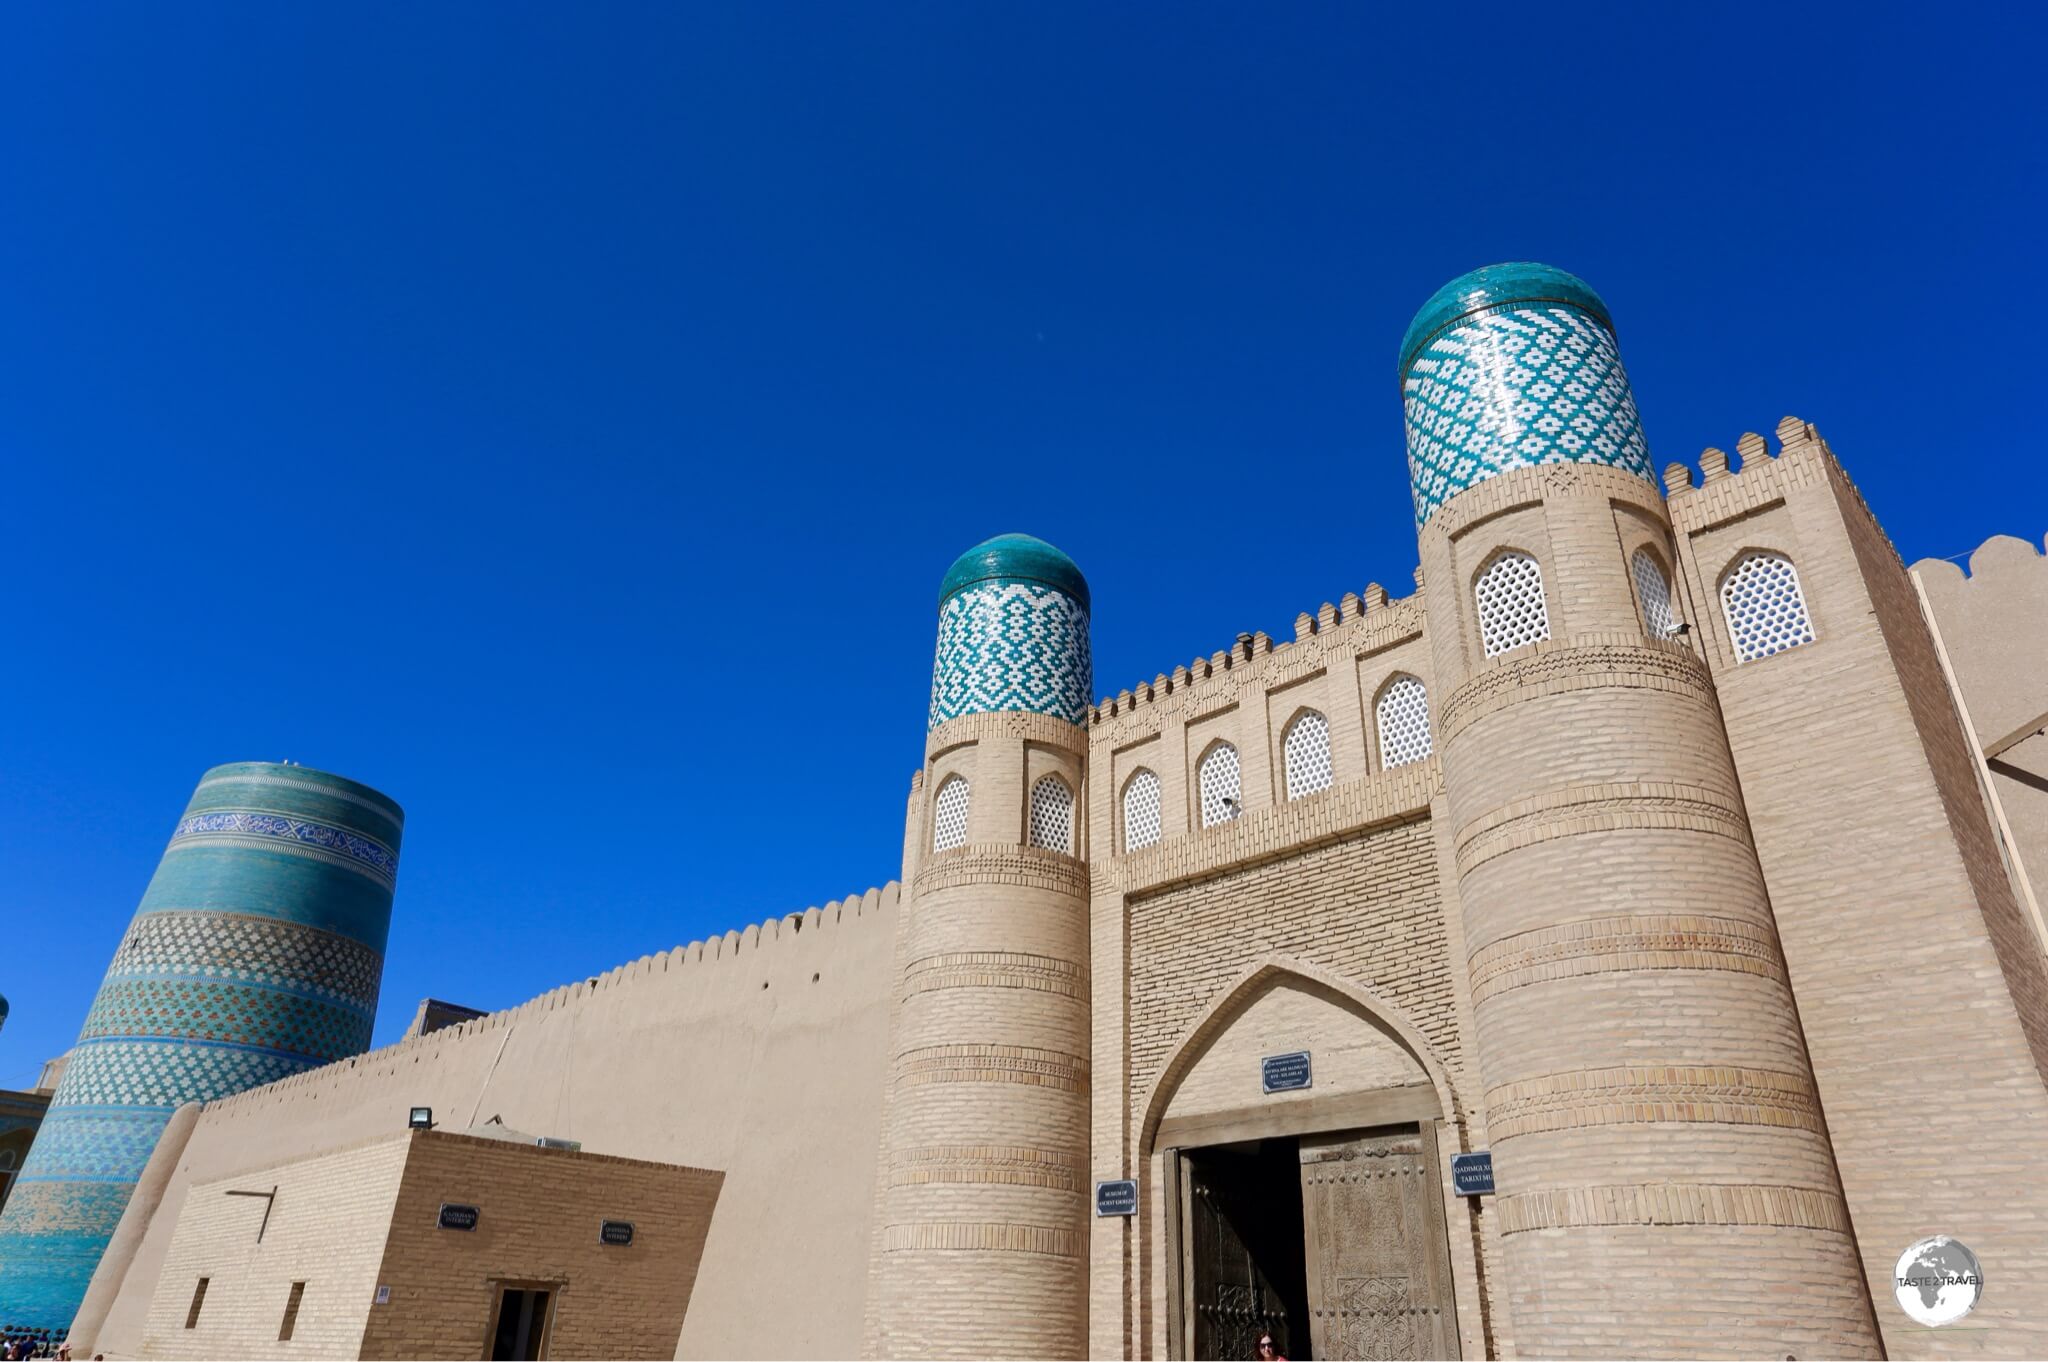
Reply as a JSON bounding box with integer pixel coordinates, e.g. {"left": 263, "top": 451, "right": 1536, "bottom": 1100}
{"left": 3, "top": 2, "right": 2043, "bottom": 1086}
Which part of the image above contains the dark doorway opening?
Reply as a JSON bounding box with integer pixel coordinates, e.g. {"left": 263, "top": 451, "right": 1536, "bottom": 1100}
{"left": 489, "top": 1286, "right": 552, "bottom": 1361}
{"left": 1185, "top": 1138, "right": 1312, "bottom": 1360}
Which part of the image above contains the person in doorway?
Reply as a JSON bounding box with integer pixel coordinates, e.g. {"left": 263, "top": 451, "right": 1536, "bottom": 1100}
{"left": 1256, "top": 1333, "right": 1286, "bottom": 1361}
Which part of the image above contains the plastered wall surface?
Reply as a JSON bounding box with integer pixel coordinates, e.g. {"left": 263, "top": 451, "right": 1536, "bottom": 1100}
{"left": 97, "top": 888, "right": 898, "bottom": 1361}
{"left": 1914, "top": 534, "right": 2048, "bottom": 911}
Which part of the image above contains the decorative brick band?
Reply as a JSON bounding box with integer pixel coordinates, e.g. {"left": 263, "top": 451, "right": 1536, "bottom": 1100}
{"left": 169, "top": 809, "right": 399, "bottom": 886}
{"left": 901, "top": 952, "right": 1088, "bottom": 1004}
{"left": 927, "top": 706, "right": 1090, "bottom": 758}
{"left": 889, "top": 1145, "right": 1085, "bottom": 1192}
{"left": 1455, "top": 782, "right": 1749, "bottom": 874}
{"left": 1468, "top": 914, "right": 1785, "bottom": 1005}
{"left": 894, "top": 1044, "right": 1088, "bottom": 1094}
{"left": 1438, "top": 638, "right": 1713, "bottom": 746}
{"left": 880, "top": 1221, "right": 1084, "bottom": 1258}
{"left": 1485, "top": 1066, "right": 1822, "bottom": 1140}
{"left": 1496, "top": 1182, "right": 1851, "bottom": 1236}
{"left": 914, "top": 844, "right": 1089, "bottom": 900}
{"left": 1118, "top": 762, "right": 1437, "bottom": 899}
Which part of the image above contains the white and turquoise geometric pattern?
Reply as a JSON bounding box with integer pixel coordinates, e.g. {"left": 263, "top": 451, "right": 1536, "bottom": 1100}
{"left": 929, "top": 582, "right": 1092, "bottom": 728}
{"left": 106, "top": 911, "right": 383, "bottom": 1012}
{"left": 50, "top": 1037, "right": 316, "bottom": 1109}
{"left": 1403, "top": 304, "right": 1655, "bottom": 527}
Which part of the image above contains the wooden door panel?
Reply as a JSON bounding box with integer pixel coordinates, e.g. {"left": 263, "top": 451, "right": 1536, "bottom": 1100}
{"left": 1188, "top": 1162, "right": 1291, "bottom": 1360}
{"left": 1298, "top": 1128, "right": 1457, "bottom": 1360}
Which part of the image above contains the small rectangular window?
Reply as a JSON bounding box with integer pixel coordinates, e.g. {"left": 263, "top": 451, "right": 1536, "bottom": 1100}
{"left": 279, "top": 1280, "right": 306, "bottom": 1342}
{"left": 185, "top": 1277, "right": 210, "bottom": 1330}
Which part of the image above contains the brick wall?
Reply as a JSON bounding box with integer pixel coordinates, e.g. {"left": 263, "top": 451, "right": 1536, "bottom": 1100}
{"left": 362, "top": 1133, "right": 721, "bottom": 1360}
{"left": 140, "top": 1135, "right": 409, "bottom": 1359}
{"left": 1669, "top": 418, "right": 2048, "bottom": 1357}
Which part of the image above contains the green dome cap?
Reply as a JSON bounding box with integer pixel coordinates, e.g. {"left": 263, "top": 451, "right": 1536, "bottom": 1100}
{"left": 937, "top": 533, "right": 1090, "bottom": 612}
{"left": 1399, "top": 262, "right": 1613, "bottom": 378}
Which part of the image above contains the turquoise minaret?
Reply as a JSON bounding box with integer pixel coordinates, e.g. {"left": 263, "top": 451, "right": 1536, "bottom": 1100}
{"left": 1400, "top": 261, "right": 1656, "bottom": 527}
{"left": 870, "top": 534, "right": 1094, "bottom": 1359}
{"left": 0, "top": 762, "right": 401, "bottom": 1337}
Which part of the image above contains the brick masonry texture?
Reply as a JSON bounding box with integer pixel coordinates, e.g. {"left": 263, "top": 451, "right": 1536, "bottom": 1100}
{"left": 1670, "top": 418, "right": 2048, "bottom": 1358}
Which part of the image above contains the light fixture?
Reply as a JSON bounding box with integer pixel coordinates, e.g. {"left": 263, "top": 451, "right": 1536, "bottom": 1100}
{"left": 408, "top": 1107, "right": 434, "bottom": 1130}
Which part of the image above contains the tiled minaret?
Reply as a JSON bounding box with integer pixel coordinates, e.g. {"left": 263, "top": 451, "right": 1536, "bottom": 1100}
{"left": 0, "top": 762, "right": 401, "bottom": 1337}
{"left": 1406, "top": 265, "right": 1882, "bottom": 1356}
{"left": 867, "top": 535, "right": 1093, "bottom": 1359}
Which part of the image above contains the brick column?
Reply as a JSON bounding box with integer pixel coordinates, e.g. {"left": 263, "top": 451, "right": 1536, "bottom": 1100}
{"left": 1404, "top": 264, "right": 1879, "bottom": 1356}
{"left": 866, "top": 536, "right": 1093, "bottom": 1359}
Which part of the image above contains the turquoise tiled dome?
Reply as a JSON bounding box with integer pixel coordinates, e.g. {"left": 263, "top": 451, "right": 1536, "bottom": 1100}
{"left": 1398, "top": 263, "right": 1613, "bottom": 378}
{"left": 938, "top": 533, "right": 1091, "bottom": 612}
{"left": 930, "top": 534, "right": 1093, "bottom": 730}
{"left": 1400, "top": 262, "right": 1655, "bottom": 527}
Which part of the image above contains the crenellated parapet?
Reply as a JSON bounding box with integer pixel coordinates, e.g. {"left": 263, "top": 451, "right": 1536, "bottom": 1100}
{"left": 1089, "top": 575, "right": 1426, "bottom": 729}
{"left": 202, "top": 885, "right": 901, "bottom": 1115}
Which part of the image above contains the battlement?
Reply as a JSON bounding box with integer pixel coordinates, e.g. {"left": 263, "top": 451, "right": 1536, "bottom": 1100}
{"left": 1090, "top": 573, "right": 1426, "bottom": 729}
{"left": 1661, "top": 415, "right": 1839, "bottom": 525}
{"left": 203, "top": 882, "right": 901, "bottom": 1115}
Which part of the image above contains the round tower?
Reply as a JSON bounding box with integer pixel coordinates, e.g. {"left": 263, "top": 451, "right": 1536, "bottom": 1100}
{"left": 868, "top": 534, "right": 1093, "bottom": 1360}
{"left": 1404, "top": 265, "right": 1880, "bottom": 1355}
{"left": 0, "top": 761, "right": 401, "bottom": 1337}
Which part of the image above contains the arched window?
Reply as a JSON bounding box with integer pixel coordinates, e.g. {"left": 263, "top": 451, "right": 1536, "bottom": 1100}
{"left": 1283, "top": 711, "right": 1333, "bottom": 800}
{"left": 1375, "top": 675, "right": 1432, "bottom": 768}
{"left": 1721, "top": 551, "right": 1815, "bottom": 662}
{"left": 932, "top": 776, "right": 970, "bottom": 852}
{"left": 1198, "top": 743, "right": 1242, "bottom": 828}
{"left": 1631, "top": 547, "right": 1681, "bottom": 639}
{"left": 1122, "top": 769, "right": 1162, "bottom": 852}
{"left": 1476, "top": 551, "right": 1550, "bottom": 657}
{"left": 1028, "top": 775, "right": 1074, "bottom": 854}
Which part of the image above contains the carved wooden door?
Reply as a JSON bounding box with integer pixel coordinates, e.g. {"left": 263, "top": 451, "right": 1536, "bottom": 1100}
{"left": 1188, "top": 1163, "right": 1292, "bottom": 1361}
{"left": 1297, "top": 1127, "right": 1458, "bottom": 1360}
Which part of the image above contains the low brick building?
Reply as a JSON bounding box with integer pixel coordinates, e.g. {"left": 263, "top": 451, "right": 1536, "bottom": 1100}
{"left": 31, "top": 262, "right": 2048, "bottom": 1360}
{"left": 138, "top": 1131, "right": 721, "bottom": 1360}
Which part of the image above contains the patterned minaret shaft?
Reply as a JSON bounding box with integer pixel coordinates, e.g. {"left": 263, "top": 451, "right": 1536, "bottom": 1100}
{"left": 868, "top": 535, "right": 1092, "bottom": 1359}
{"left": 1405, "top": 266, "right": 1880, "bottom": 1356}
{"left": 0, "top": 762, "right": 401, "bottom": 1336}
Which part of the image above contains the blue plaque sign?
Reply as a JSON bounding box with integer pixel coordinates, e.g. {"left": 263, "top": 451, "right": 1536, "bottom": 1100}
{"left": 1095, "top": 1179, "right": 1138, "bottom": 1217}
{"left": 438, "top": 1203, "right": 480, "bottom": 1231}
{"left": 1261, "top": 1051, "right": 1312, "bottom": 1094}
{"left": 1451, "top": 1152, "right": 1495, "bottom": 1196}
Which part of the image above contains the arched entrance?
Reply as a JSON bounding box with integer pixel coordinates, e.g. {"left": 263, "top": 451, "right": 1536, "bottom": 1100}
{"left": 1137, "top": 961, "right": 1462, "bottom": 1360}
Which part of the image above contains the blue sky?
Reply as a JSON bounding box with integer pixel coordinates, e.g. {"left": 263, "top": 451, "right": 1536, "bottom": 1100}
{"left": 3, "top": 2, "right": 2042, "bottom": 1086}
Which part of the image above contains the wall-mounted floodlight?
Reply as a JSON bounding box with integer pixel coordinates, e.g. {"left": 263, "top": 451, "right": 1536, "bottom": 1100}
{"left": 408, "top": 1107, "right": 435, "bottom": 1130}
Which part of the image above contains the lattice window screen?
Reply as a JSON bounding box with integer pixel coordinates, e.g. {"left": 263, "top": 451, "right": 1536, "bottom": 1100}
{"left": 1028, "top": 775, "right": 1074, "bottom": 854}
{"left": 1199, "top": 743, "right": 1242, "bottom": 828}
{"left": 1476, "top": 552, "right": 1550, "bottom": 657}
{"left": 932, "top": 776, "right": 970, "bottom": 852}
{"left": 1122, "top": 770, "right": 1162, "bottom": 852}
{"left": 1375, "top": 676, "right": 1433, "bottom": 769}
{"left": 1631, "top": 548, "right": 1681, "bottom": 638}
{"left": 1283, "top": 712, "right": 1334, "bottom": 800}
{"left": 1721, "top": 552, "right": 1815, "bottom": 662}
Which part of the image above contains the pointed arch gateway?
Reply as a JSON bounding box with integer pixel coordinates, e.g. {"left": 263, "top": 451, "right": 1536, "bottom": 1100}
{"left": 1133, "top": 958, "right": 1469, "bottom": 1362}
